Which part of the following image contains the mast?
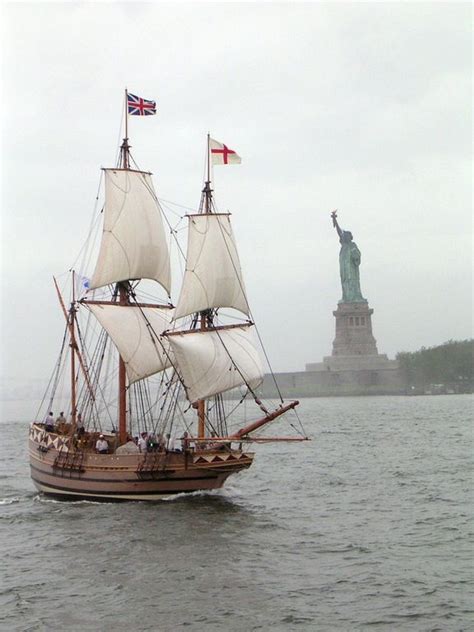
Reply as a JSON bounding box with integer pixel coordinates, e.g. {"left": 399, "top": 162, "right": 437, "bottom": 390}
{"left": 202, "top": 133, "right": 213, "bottom": 214}
{"left": 117, "top": 90, "right": 130, "bottom": 443}
{"left": 120, "top": 88, "right": 130, "bottom": 170}
{"left": 196, "top": 308, "right": 206, "bottom": 439}
{"left": 118, "top": 283, "right": 128, "bottom": 443}
{"left": 196, "top": 134, "right": 213, "bottom": 439}
{"left": 70, "top": 272, "right": 77, "bottom": 424}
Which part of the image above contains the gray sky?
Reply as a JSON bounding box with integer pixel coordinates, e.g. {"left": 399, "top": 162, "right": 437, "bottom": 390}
{"left": 1, "top": 2, "right": 472, "bottom": 394}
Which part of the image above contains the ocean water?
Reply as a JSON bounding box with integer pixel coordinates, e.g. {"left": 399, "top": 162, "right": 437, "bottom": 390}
{"left": 0, "top": 395, "right": 472, "bottom": 632}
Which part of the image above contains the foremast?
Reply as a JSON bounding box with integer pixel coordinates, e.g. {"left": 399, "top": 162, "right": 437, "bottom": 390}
{"left": 196, "top": 134, "right": 214, "bottom": 440}
{"left": 178, "top": 134, "right": 303, "bottom": 443}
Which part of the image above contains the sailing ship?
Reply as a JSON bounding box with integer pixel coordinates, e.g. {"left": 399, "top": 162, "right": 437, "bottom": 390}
{"left": 28, "top": 91, "right": 307, "bottom": 501}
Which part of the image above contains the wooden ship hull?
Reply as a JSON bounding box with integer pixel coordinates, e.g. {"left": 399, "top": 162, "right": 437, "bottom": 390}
{"left": 29, "top": 424, "right": 254, "bottom": 501}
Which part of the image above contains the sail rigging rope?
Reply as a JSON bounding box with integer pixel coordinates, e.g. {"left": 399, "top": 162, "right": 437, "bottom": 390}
{"left": 35, "top": 325, "right": 69, "bottom": 421}
{"left": 68, "top": 170, "right": 104, "bottom": 278}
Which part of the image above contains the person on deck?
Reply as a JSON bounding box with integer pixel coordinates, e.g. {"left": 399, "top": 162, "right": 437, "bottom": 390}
{"left": 95, "top": 434, "right": 109, "bottom": 454}
{"left": 138, "top": 432, "right": 148, "bottom": 453}
{"left": 180, "top": 431, "right": 189, "bottom": 452}
{"left": 44, "top": 412, "right": 55, "bottom": 432}
{"left": 56, "top": 412, "right": 66, "bottom": 424}
{"left": 76, "top": 413, "right": 85, "bottom": 436}
{"left": 157, "top": 434, "right": 166, "bottom": 452}
{"left": 165, "top": 433, "right": 175, "bottom": 452}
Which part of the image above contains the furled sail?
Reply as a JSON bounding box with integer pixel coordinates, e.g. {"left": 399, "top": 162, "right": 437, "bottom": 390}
{"left": 173, "top": 214, "right": 250, "bottom": 320}
{"left": 87, "top": 304, "right": 174, "bottom": 384}
{"left": 90, "top": 169, "right": 171, "bottom": 294}
{"left": 167, "top": 324, "right": 263, "bottom": 403}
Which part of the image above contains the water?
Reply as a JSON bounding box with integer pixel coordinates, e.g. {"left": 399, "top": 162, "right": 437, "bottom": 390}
{"left": 1, "top": 396, "right": 472, "bottom": 631}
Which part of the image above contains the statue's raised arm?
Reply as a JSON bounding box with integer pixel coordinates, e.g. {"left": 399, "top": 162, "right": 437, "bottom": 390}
{"left": 330, "top": 210, "right": 366, "bottom": 304}
{"left": 331, "top": 210, "right": 343, "bottom": 240}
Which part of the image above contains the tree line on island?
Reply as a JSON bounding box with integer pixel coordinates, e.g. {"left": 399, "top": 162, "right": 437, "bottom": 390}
{"left": 396, "top": 339, "right": 473, "bottom": 393}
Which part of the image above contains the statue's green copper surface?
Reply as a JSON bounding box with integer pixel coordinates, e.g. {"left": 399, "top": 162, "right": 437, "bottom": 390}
{"left": 331, "top": 211, "right": 366, "bottom": 303}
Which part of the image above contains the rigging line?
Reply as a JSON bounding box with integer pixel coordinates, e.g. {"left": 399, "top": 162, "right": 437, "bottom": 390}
{"left": 36, "top": 325, "right": 70, "bottom": 421}
{"left": 146, "top": 375, "right": 164, "bottom": 434}
{"left": 158, "top": 197, "right": 199, "bottom": 214}
{"left": 49, "top": 326, "right": 69, "bottom": 404}
{"left": 141, "top": 380, "right": 154, "bottom": 431}
{"left": 77, "top": 324, "right": 116, "bottom": 430}
{"left": 128, "top": 152, "right": 144, "bottom": 172}
{"left": 290, "top": 407, "right": 308, "bottom": 437}
{"left": 163, "top": 377, "right": 192, "bottom": 436}
{"left": 220, "top": 391, "right": 249, "bottom": 425}
{"left": 146, "top": 181, "right": 187, "bottom": 264}
{"left": 75, "top": 322, "right": 100, "bottom": 425}
{"left": 68, "top": 170, "right": 105, "bottom": 273}
{"left": 135, "top": 381, "right": 145, "bottom": 436}
{"left": 150, "top": 372, "right": 168, "bottom": 420}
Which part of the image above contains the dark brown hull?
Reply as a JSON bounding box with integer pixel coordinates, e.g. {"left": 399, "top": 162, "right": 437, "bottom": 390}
{"left": 29, "top": 424, "right": 254, "bottom": 501}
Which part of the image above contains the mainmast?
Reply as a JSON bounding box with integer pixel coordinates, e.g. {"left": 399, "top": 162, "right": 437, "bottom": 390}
{"left": 85, "top": 89, "right": 168, "bottom": 444}
{"left": 117, "top": 89, "right": 130, "bottom": 444}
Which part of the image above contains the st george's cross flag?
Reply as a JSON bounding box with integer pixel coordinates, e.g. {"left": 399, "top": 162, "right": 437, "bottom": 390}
{"left": 127, "top": 92, "right": 157, "bottom": 116}
{"left": 210, "top": 138, "right": 241, "bottom": 165}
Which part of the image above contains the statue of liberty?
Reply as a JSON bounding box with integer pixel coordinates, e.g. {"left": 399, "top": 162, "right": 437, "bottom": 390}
{"left": 331, "top": 210, "right": 366, "bottom": 303}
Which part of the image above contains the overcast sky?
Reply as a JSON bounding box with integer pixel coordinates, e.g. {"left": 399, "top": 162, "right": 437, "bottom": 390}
{"left": 0, "top": 2, "right": 472, "bottom": 395}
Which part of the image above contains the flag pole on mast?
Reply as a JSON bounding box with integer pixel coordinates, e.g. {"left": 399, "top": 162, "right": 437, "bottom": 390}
{"left": 125, "top": 87, "right": 128, "bottom": 144}
{"left": 121, "top": 88, "right": 130, "bottom": 169}
{"left": 207, "top": 132, "right": 211, "bottom": 189}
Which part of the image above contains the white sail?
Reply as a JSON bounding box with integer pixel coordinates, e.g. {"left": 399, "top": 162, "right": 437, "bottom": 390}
{"left": 168, "top": 325, "right": 263, "bottom": 403}
{"left": 87, "top": 304, "right": 174, "bottom": 384}
{"left": 173, "top": 213, "right": 250, "bottom": 320}
{"left": 90, "top": 169, "right": 171, "bottom": 294}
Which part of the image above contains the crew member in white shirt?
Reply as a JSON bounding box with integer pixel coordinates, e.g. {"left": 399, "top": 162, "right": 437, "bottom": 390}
{"left": 95, "top": 435, "right": 109, "bottom": 454}
{"left": 138, "top": 432, "right": 148, "bottom": 453}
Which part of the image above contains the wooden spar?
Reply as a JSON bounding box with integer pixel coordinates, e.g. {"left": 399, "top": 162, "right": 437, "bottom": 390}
{"left": 230, "top": 400, "right": 300, "bottom": 439}
{"left": 184, "top": 212, "right": 231, "bottom": 218}
{"left": 192, "top": 436, "right": 308, "bottom": 443}
{"left": 197, "top": 401, "right": 205, "bottom": 439}
{"left": 207, "top": 132, "right": 210, "bottom": 187}
{"left": 101, "top": 167, "right": 152, "bottom": 175}
{"left": 118, "top": 284, "right": 128, "bottom": 444}
{"left": 53, "top": 276, "right": 95, "bottom": 409}
{"left": 197, "top": 311, "right": 207, "bottom": 439}
{"left": 70, "top": 273, "right": 77, "bottom": 423}
{"left": 125, "top": 88, "right": 128, "bottom": 147}
{"left": 82, "top": 299, "right": 173, "bottom": 309}
{"left": 164, "top": 322, "right": 252, "bottom": 337}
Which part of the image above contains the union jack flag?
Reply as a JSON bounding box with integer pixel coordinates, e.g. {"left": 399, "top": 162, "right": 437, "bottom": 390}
{"left": 127, "top": 92, "right": 156, "bottom": 116}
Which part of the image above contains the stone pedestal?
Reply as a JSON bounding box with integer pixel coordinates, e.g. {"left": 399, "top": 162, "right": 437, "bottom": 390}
{"left": 331, "top": 301, "right": 378, "bottom": 356}
{"left": 297, "top": 300, "right": 402, "bottom": 396}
